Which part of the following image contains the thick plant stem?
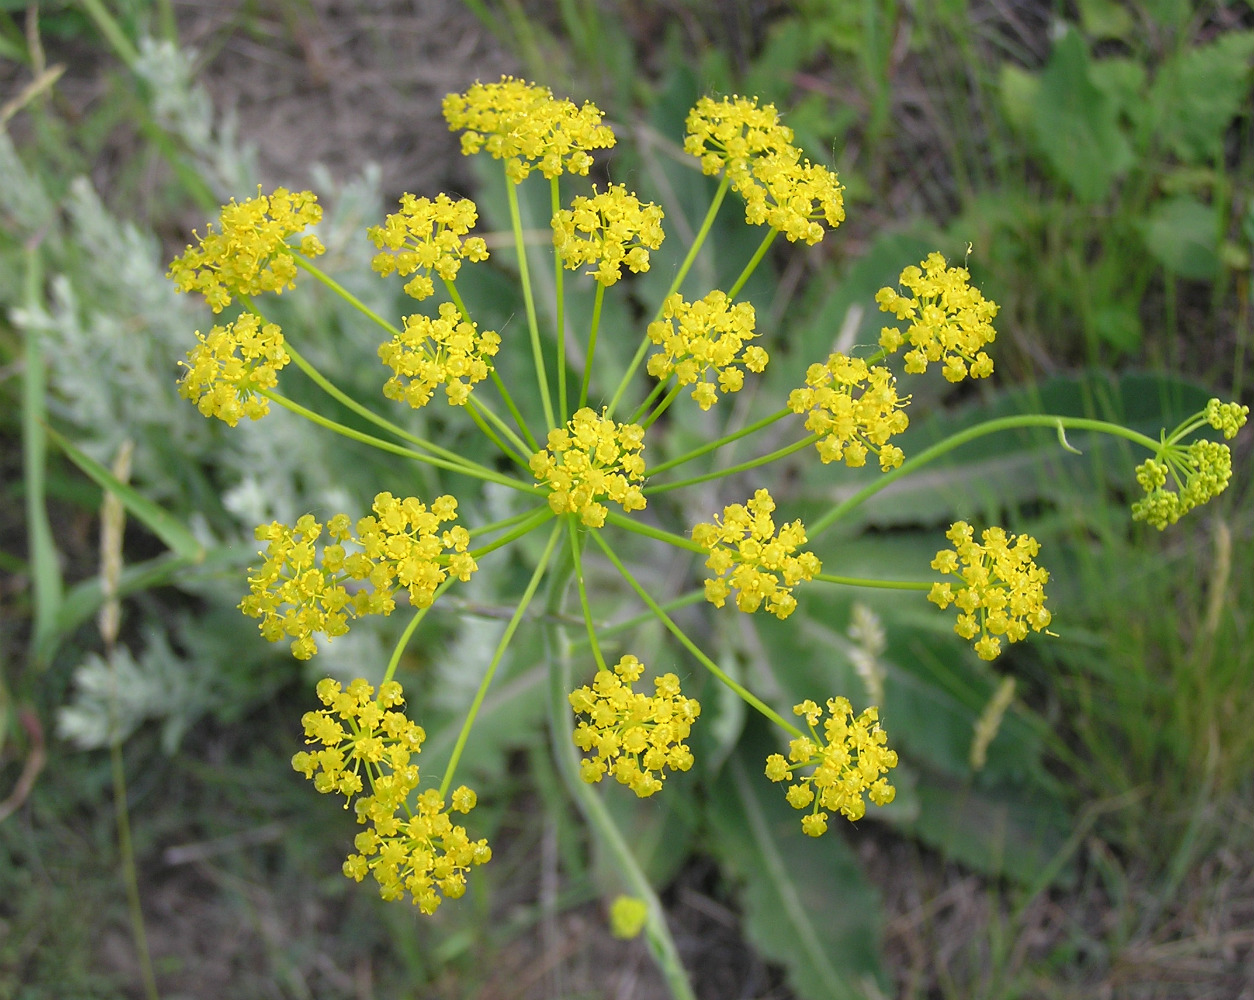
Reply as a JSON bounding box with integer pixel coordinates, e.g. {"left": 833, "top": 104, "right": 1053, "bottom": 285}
{"left": 541, "top": 535, "right": 698, "bottom": 1000}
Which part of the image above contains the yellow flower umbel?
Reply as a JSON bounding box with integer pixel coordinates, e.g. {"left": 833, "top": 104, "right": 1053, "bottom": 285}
{"left": 442, "top": 76, "right": 615, "bottom": 182}
{"left": 367, "top": 193, "right": 489, "bottom": 301}
{"left": 647, "top": 291, "right": 768, "bottom": 410}
{"left": 683, "top": 95, "right": 843, "bottom": 243}
{"left": 788, "top": 353, "right": 910, "bottom": 469}
{"left": 177, "top": 313, "right": 290, "bottom": 426}
{"left": 928, "top": 522, "right": 1051, "bottom": 661}
{"left": 168, "top": 187, "right": 324, "bottom": 312}
{"left": 530, "top": 408, "right": 647, "bottom": 526}
{"left": 765, "top": 698, "right": 898, "bottom": 836}
{"left": 240, "top": 494, "right": 476, "bottom": 660}
{"left": 692, "top": 489, "right": 821, "bottom": 619}
{"left": 876, "top": 252, "right": 998, "bottom": 381}
{"left": 292, "top": 678, "right": 490, "bottom": 914}
{"left": 378, "top": 302, "right": 501, "bottom": 408}
{"left": 569, "top": 654, "right": 701, "bottom": 798}
{"left": 551, "top": 184, "right": 666, "bottom": 286}
{"left": 1132, "top": 398, "right": 1248, "bottom": 529}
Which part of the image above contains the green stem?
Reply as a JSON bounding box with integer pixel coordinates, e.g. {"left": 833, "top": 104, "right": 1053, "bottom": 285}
{"left": 727, "top": 227, "right": 779, "bottom": 300}
{"left": 506, "top": 173, "right": 556, "bottom": 430}
{"left": 444, "top": 278, "right": 539, "bottom": 451}
{"left": 589, "top": 531, "right": 801, "bottom": 738}
{"left": 815, "top": 573, "right": 934, "bottom": 591}
{"left": 552, "top": 177, "right": 568, "bottom": 419}
{"left": 292, "top": 254, "right": 401, "bottom": 335}
{"left": 439, "top": 521, "right": 562, "bottom": 798}
{"left": 645, "top": 434, "right": 816, "bottom": 495}
{"left": 541, "top": 547, "right": 697, "bottom": 1000}
{"left": 603, "top": 510, "right": 705, "bottom": 553}
{"left": 810, "top": 414, "right": 1163, "bottom": 540}
{"left": 579, "top": 282, "right": 606, "bottom": 411}
{"left": 260, "top": 390, "right": 541, "bottom": 496}
{"left": 629, "top": 376, "right": 670, "bottom": 426}
{"left": 110, "top": 732, "right": 160, "bottom": 1000}
{"left": 279, "top": 338, "right": 493, "bottom": 476}
{"left": 647, "top": 406, "right": 791, "bottom": 477}
{"left": 606, "top": 174, "right": 731, "bottom": 419}
{"left": 567, "top": 520, "right": 608, "bottom": 672}
{"left": 465, "top": 400, "right": 530, "bottom": 470}
{"left": 381, "top": 587, "right": 449, "bottom": 685}
{"left": 641, "top": 384, "right": 684, "bottom": 431}
{"left": 469, "top": 507, "right": 555, "bottom": 560}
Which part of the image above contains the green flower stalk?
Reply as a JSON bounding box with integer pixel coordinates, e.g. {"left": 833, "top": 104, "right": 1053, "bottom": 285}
{"left": 166, "top": 75, "right": 1246, "bottom": 982}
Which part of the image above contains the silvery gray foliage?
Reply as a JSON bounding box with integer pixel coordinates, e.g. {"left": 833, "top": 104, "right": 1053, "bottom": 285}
{"left": 56, "top": 628, "right": 211, "bottom": 753}
{"left": 133, "top": 36, "right": 257, "bottom": 196}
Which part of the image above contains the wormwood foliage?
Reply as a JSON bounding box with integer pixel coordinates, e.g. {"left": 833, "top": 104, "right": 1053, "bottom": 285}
{"left": 166, "top": 76, "right": 1245, "bottom": 971}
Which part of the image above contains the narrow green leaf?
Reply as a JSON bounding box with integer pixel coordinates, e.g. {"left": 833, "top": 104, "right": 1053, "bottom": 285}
{"left": 1149, "top": 31, "right": 1254, "bottom": 164}
{"left": 45, "top": 427, "right": 205, "bottom": 563}
{"left": 710, "top": 726, "right": 888, "bottom": 1000}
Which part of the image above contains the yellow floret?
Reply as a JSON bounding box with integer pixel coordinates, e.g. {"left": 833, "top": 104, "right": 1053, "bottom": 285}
{"left": 167, "top": 188, "right": 323, "bottom": 312}
{"left": 647, "top": 291, "right": 768, "bottom": 410}
{"left": 177, "top": 313, "right": 289, "bottom": 426}
{"left": 443, "top": 76, "right": 615, "bottom": 182}
{"left": 876, "top": 252, "right": 998, "bottom": 381}
{"left": 928, "top": 522, "right": 1051, "bottom": 660}
{"left": 530, "top": 408, "right": 647, "bottom": 526}
{"left": 379, "top": 302, "right": 501, "bottom": 408}
{"left": 692, "top": 489, "right": 820, "bottom": 619}
{"left": 368, "top": 192, "right": 489, "bottom": 300}
{"left": 766, "top": 698, "right": 898, "bottom": 835}
{"left": 551, "top": 184, "right": 665, "bottom": 286}
{"left": 788, "top": 352, "right": 910, "bottom": 469}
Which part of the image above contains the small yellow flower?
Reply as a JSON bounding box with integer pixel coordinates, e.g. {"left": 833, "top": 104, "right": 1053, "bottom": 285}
{"left": 240, "top": 494, "right": 476, "bottom": 659}
{"left": 530, "top": 408, "right": 647, "bottom": 527}
{"left": 875, "top": 252, "right": 998, "bottom": 381}
{"left": 443, "top": 76, "right": 615, "bottom": 182}
{"left": 168, "top": 188, "right": 323, "bottom": 312}
{"left": 609, "top": 895, "right": 650, "bottom": 939}
{"left": 1131, "top": 443, "right": 1234, "bottom": 529}
{"left": 646, "top": 291, "right": 768, "bottom": 410}
{"left": 293, "top": 677, "right": 490, "bottom": 913}
{"left": 367, "top": 193, "right": 489, "bottom": 301}
{"left": 552, "top": 184, "right": 665, "bottom": 286}
{"left": 569, "top": 654, "right": 701, "bottom": 798}
{"left": 788, "top": 353, "right": 909, "bottom": 469}
{"left": 692, "top": 489, "right": 820, "bottom": 619}
{"left": 683, "top": 95, "right": 796, "bottom": 184}
{"left": 764, "top": 697, "right": 898, "bottom": 834}
{"left": 177, "top": 313, "right": 289, "bottom": 426}
{"left": 928, "top": 522, "right": 1051, "bottom": 661}
{"left": 379, "top": 302, "right": 501, "bottom": 408}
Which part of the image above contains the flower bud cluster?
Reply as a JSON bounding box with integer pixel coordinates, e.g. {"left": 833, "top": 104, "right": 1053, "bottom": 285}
{"left": 876, "top": 253, "right": 997, "bottom": 381}
{"left": 379, "top": 302, "right": 501, "bottom": 408}
{"left": 788, "top": 353, "right": 909, "bottom": 469}
{"left": 240, "top": 494, "right": 476, "bottom": 659}
{"left": 928, "top": 522, "right": 1051, "bottom": 661}
{"left": 569, "top": 655, "right": 701, "bottom": 797}
{"left": 530, "top": 408, "right": 647, "bottom": 526}
{"left": 367, "top": 193, "right": 489, "bottom": 301}
{"left": 442, "top": 76, "right": 615, "bottom": 182}
{"left": 292, "top": 678, "right": 490, "bottom": 913}
{"left": 552, "top": 184, "right": 665, "bottom": 286}
{"left": 647, "top": 291, "right": 768, "bottom": 410}
{"left": 178, "top": 313, "right": 289, "bottom": 426}
{"left": 692, "top": 489, "right": 820, "bottom": 620}
{"left": 765, "top": 698, "right": 898, "bottom": 836}
{"left": 168, "top": 188, "right": 323, "bottom": 312}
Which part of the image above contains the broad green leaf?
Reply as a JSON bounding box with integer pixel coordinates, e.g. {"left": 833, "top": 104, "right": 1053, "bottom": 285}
{"left": 710, "top": 727, "right": 888, "bottom": 1000}
{"left": 1030, "top": 28, "right": 1132, "bottom": 202}
{"left": 1149, "top": 31, "right": 1254, "bottom": 164}
{"left": 1141, "top": 195, "right": 1220, "bottom": 280}
{"left": 1077, "top": 0, "right": 1134, "bottom": 39}
{"left": 998, "top": 63, "right": 1040, "bottom": 135}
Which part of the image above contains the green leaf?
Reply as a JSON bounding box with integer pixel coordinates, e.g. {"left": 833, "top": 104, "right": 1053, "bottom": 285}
{"left": 1030, "top": 28, "right": 1132, "bottom": 202}
{"left": 46, "top": 427, "right": 205, "bottom": 562}
{"left": 1150, "top": 31, "right": 1254, "bottom": 164}
{"left": 1077, "top": 0, "right": 1134, "bottom": 39}
{"left": 710, "top": 727, "right": 888, "bottom": 1000}
{"left": 1141, "top": 195, "right": 1220, "bottom": 280}
{"left": 998, "top": 63, "right": 1040, "bottom": 135}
